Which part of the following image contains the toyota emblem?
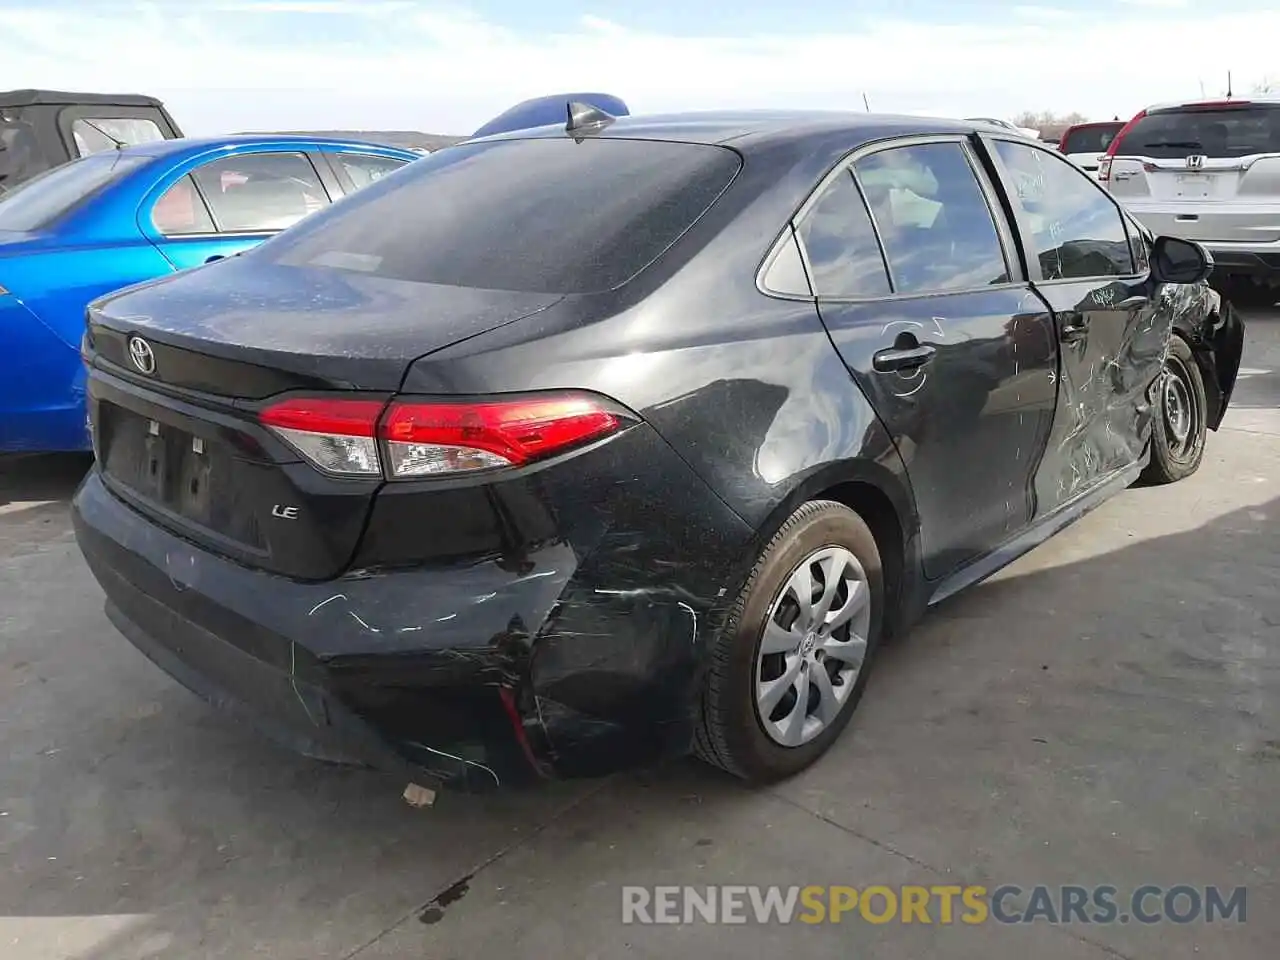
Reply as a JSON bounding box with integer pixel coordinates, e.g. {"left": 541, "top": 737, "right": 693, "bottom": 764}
{"left": 127, "top": 335, "right": 156, "bottom": 374}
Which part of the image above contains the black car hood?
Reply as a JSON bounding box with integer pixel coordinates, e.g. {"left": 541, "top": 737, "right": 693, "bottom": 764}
{"left": 89, "top": 257, "right": 564, "bottom": 392}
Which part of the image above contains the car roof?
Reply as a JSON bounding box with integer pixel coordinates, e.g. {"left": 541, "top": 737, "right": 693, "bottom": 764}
{"left": 1142, "top": 96, "right": 1280, "bottom": 114}
{"left": 0, "top": 88, "right": 166, "bottom": 108}
{"left": 119, "top": 134, "right": 420, "bottom": 160}
{"left": 470, "top": 109, "right": 981, "bottom": 152}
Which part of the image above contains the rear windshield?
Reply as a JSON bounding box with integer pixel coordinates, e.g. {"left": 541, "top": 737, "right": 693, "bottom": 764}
{"left": 1120, "top": 104, "right": 1280, "bottom": 159}
{"left": 71, "top": 117, "right": 166, "bottom": 157}
{"left": 262, "top": 136, "right": 743, "bottom": 294}
{"left": 1062, "top": 124, "right": 1122, "bottom": 155}
{"left": 0, "top": 152, "right": 148, "bottom": 230}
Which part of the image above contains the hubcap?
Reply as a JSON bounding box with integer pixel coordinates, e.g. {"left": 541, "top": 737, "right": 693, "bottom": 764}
{"left": 1161, "top": 358, "right": 1196, "bottom": 453}
{"left": 754, "top": 545, "right": 871, "bottom": 747}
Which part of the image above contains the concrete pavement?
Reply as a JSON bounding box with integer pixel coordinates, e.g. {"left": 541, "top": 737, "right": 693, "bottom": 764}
{"left": 2, "top": 310, "right": 1278, "bottom": 959}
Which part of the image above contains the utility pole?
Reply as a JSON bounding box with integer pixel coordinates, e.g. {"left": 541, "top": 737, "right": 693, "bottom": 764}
{"left": 862, "top": 93, "right": 871, "bottom": 113}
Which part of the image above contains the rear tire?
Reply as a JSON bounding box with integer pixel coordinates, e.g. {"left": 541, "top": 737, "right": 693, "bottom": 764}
{"left": 1142, "top": 335, "right": 1207, "bottom": 485}
{"left": 694, "top": 500, "right": 884, "bottom": 784}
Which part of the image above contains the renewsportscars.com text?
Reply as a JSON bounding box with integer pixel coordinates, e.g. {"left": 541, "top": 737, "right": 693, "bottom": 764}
{"left": 621, "top": 884, "right": 1247, "bottom": 925}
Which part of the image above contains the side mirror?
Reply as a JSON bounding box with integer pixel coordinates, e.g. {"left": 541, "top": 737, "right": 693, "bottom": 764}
{"left": 1151, "top": 235, "right": 1214, "bottom": 284}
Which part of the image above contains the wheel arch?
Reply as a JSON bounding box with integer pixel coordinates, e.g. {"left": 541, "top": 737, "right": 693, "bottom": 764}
{"left": 1172, "top": 298, "right": 1244, "bottom": 433}
{"left": 744, "top": 458, "right": 920, "bottom": 641}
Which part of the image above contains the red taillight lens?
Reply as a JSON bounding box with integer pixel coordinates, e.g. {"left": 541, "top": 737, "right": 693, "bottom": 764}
{"left": 258, "top": 392, "right": 631, "bottom": 479}
{"left": 1099, "top": 109, "right": 1147, "bottom": 184}
{"left": 380, "top": 394, "right": 628, "bottom": 478}
{"left": 259, "top": 396, "right": 386, "bottom": 477}
{"left": 1104, "top": 110, "right": 1145, "bottom": 159}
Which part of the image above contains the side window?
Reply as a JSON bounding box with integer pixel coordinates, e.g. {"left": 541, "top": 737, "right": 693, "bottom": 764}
{"left": 150, "top": 175, "right": 215, "bottom": 235}
{"left": 793, "top": 170, "right": 890, "bottom": 298}
{"left": 852, "top": 142, "right": 1010, "bottom": 295}
{"left": 72, "top": 117, "right": 165, "bottom": 157}
{"left": 992, "top": 139, "right": 1135, "bottom": 281}
{"left": 1124, "top": 215, "right": 1152, "bottom": 274}
{"left": 190, "top": 152, "right": 329, "bottom": 233}
{"left": 335, "top": 153, "right": 409, "bottom": 190}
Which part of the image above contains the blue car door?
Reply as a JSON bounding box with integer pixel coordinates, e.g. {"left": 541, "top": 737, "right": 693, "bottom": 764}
{"left": 144, "top": 150, "right": 336, "bottom": 271}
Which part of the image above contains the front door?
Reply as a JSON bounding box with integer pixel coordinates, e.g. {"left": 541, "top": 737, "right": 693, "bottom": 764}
{"left": 986, "top": 136, "right": 1167, "bottom": 514}
{"left": 797, "top": 137, "right": 1059, "bottom": 580}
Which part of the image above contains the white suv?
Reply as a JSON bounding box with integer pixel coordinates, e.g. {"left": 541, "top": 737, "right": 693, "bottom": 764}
{"left": 1101, "top": 97, "right": 1280, "bottom": 303}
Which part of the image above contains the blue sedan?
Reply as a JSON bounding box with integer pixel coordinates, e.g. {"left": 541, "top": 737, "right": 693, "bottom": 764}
{"left": 0, "top": 135, "right": 418, "bottom": 452}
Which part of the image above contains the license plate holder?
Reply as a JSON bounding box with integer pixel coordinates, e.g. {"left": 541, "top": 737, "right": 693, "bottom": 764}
{"left": 105, "top": 408, "right": 213, "bottom": 519}
{"left": 1175, "top": 172, "right": 1212, "bottom": 198}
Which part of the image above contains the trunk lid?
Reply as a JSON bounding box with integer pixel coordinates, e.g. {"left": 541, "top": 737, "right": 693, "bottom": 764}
{"left": 85, "top": 257, "right": 563, "bottom": 580}
{"left": 88, "top": 256, "right": 563, "bottom": 395}
{"left": 1107, "top": 101, "right": 1280, "bottom": 242}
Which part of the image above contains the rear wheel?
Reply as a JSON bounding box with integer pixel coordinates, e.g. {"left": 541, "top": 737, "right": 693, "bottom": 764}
{"left": 694, "top": 500, "right": 883, "bottom": 783}
{"left": 1142, "top": 335, "right": 1206, "bottom": 485}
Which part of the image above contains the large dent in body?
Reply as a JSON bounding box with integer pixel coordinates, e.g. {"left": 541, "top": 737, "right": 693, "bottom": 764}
{"left": 1035, "top": 281, "right": 1171, "bottom": 507}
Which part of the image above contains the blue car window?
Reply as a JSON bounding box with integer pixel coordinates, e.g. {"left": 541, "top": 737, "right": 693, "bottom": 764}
{"left": 335, "top": 153, "right": 409, "bottom": 190}
{"left": 0, "top": 153, "right": 149, "bottom": 231}
{"left": 151, "top": 174, "right": 216, "bottom": 235}
{"left": 191, "top": 152, "right": 329, "bottom": 234}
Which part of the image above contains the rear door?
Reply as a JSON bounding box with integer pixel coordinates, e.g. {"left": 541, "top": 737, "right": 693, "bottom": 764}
{"left": 145, "top": 150, "right": 337, "bottom": 271}
{"left": 986, "top": 136, "right": 1165, "bottom": 512}
{"left": 1107, "top": 102, "right": 1280, "bottom": 241}
{"left": 799, "top": 135, "right": 1059, "bottom": 580}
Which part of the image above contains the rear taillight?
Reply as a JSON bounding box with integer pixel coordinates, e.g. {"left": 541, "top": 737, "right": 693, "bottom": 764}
{"left": 259, "top": 392, "right": 633, "bottom": 479}
{"left": 259, "top": 396, "right": 386, "bottom": 477}
{"left": 380, "top": 395, "right": 628, "bottom": 477}
{"left": 1099, "top": 109, "right": 1147, "bottom": 183}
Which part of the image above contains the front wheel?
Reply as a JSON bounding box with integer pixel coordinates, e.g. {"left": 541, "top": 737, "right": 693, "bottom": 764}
{"left": 694, "top": 500, "right": 884, "bottom": 784}
{"left": 1142, "top": 335, "right": 1207, "bottom": 485}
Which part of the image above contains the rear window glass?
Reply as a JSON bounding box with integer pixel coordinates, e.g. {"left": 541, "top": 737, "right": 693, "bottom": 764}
{"left": 72, "top": 118, "right": 166, "bottom": 156}
{"left": 1120, "top": 105, "right": 1280, "bottom": 159}
{"left": 262, "top": 136, "right": 742, "bottom": 294}
{"left": 0, "top": 152, "right": 148, "bottom": 231}
{"left": 1062, "top": 125, "right": 1123, "bottom": 155}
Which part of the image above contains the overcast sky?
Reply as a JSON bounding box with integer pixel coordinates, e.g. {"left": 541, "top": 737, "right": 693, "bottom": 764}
{"left": 3, "top": 0, "right": 1277, "bottom": 136}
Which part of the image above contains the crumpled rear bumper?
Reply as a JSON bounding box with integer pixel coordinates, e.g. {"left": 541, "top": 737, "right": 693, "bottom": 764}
{"left": 72, "top": 417, "right": 756, "bottom": 791}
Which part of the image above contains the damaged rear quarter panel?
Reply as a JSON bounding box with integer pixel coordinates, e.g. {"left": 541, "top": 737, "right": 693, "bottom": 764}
{"left": 349, "top": 422, "right": 756, "bottom": 777}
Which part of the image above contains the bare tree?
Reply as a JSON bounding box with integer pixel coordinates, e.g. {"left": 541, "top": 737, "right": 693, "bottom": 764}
{"left": 1012, "top": 110, "right": 1089, "bottom": 129}
{"left": 1253, "top": 76, "right": 1279, "bottom": 94}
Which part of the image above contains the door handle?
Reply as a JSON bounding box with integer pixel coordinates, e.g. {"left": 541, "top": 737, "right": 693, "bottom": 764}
{"left": 205, "top": 255, "right": 225, "bottom": 264}
{"left": 1060, "top": 316, "right": 1089, "bottom": 343}
{"left": 873, "top": 342, "right": 936, "bottom": 372}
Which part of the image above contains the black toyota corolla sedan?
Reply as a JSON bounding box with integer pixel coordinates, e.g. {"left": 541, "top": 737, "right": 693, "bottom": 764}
{"left": 72, "top": 108, "right": 1244, "bottom": 792}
